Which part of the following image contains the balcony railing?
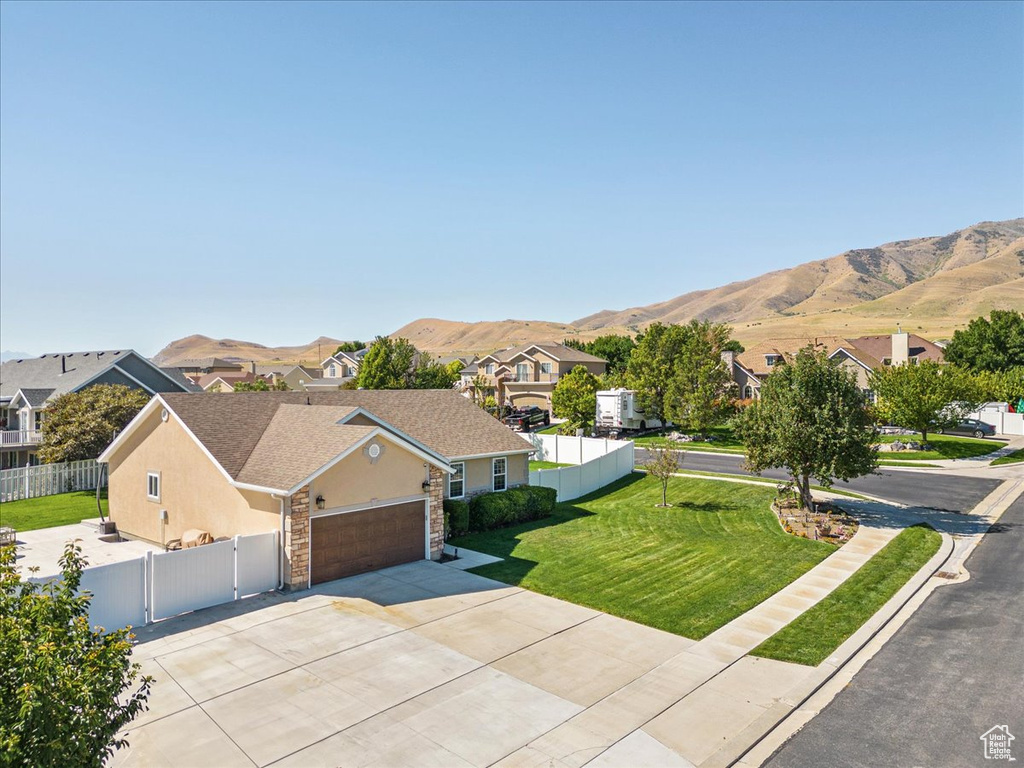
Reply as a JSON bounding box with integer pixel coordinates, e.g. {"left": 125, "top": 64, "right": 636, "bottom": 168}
{"left": 0, "top": 429, "right": 42, "bottom": 447}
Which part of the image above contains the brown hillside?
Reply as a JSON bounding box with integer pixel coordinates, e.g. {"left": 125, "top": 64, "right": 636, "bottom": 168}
{"left": 154, "top": 334, "right": 347, "bottom": 366}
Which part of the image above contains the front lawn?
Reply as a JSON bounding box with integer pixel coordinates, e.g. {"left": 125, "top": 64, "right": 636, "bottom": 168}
{"left": 529, "top": 461, "right": 571, "bottom": 470}
{"left": 992, "top": 448, "right": 1024, "bottom": 466}
{"left": 0, "top": 490, "right": 108, "bottom": 532}
{"left": 633, "top": 425, "right": 745, "bottom": 454}
{"left": 751, "top": 524, "right": 942, "bottom": 666}
{"left": 451, "top": 473, "right": 834, "bottom": 639}
{"left": 876, "top": 433, "right": 1005, "bottom": 461}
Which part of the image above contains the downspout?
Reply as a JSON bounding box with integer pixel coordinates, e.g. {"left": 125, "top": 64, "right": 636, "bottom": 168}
{"left": 272, "top": 493, "right": 286, "bottom": 590}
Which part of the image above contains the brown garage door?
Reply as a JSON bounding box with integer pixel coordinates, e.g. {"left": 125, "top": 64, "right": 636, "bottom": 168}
{"left": 310, "top": 501, "right": 426, "bottom": 585}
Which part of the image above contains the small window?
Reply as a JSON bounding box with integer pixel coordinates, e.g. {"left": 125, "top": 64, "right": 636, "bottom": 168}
{"left": 516, "top": 363, "right": 529, "bottom": 381}
{"left": 492, "top": 457, "right": 507, "bottom": 492}
{"left": 34, "top": 411, "right": 44, "bottom": 430}
{"left": 882, "top": 358, "right": 891, "bottom": 366}
{"left": 147, "top": 471, "right": 161, "bottom": 501}
{"left": 863, "top": 388, "right": 876, "bottom": 404}
{"left": 328, "top": 364, "right": 336, "bottom": 377}
{"left": 743, "top": 385, "right": 753, "bottom": 399}
{"left": 485, "top": 363, "right": 494, "bottom": 375}
{"left": 449, "top": 462, "right": 465, "bottom": 499}
{"left": 540, "top": 362, "right": 552, "bottom": 374}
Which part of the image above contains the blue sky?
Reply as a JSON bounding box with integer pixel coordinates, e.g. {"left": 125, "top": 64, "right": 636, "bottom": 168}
{"left": 1, "top": 1, "right": 1021, "bottom": 356}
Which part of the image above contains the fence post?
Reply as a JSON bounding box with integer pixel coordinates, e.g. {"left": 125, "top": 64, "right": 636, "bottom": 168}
{"left": 145, "top": 550, "right": 154, "bottom": 625}
{"left": 233, "top": 535, "right": 240, "bottom": 601}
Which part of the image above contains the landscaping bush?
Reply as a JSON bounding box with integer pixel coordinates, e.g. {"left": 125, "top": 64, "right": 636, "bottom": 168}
{"left": 468, "top": 486, "right": 557, "bottom": 532}
{"left": 443, "top": 498, "right": 470, "bottom": 537}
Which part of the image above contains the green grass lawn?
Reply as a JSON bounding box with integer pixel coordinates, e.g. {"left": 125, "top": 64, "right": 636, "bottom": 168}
{"left": 451, "top": 473, "right": 835, "bottom": 639}
{"left": 751, "top": 524, "right": 942, "bottom": 666}
{"left": 875, "top": 433, "right": 1005, "bottom": 461}
{"left": 536, "top": 424, "right": 560, "bottom": 435}
{"left": 529, "top": 461, "right": 571, "bottom": 470}
{"left": 0, "top": 490, "right": 108, "bottom": 533}
{"left": 633, "top": 425, "right": 745, "bottom": 454}
{"left": 991, "top": 448, "right": 1024, "bottom": 466}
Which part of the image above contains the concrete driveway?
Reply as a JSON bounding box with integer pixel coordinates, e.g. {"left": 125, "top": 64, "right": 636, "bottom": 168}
{"left": 112, "top": 560, "right": 696, "bottom": 767}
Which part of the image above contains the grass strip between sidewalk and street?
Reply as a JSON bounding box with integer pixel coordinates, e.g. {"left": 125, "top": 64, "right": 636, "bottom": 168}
{"left": 991, "top": 448, "right": 1024, "bottom": 466}
{"left": 0, "top": 490, "right": 109, "bottom": 532}
{"left": 750, "top": 523, "right": 942, "bottom": 667}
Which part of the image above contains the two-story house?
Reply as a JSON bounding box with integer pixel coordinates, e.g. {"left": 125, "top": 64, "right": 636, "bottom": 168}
{"left": 727, "top": 329, "right": 945, "bottom": 402}
{"left": 472, "top": 343, "right": 608, "bottom": 410}
{"left": 0, "top": 350, "right": 200, "bottom": 469}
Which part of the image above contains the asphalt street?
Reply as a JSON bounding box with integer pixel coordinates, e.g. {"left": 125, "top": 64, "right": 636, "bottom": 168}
{"left": 763, "top": 493, "right": 1024, "bottom": 768}
{"left": 634, "top": 448, "right": 1002, "bottom": 512}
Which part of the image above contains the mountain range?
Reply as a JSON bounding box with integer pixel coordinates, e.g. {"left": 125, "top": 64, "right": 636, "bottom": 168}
{"left": 153, "top": 218, "right": 1024, "bottom": 365}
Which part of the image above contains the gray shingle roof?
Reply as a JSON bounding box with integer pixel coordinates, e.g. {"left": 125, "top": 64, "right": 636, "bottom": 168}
{"left": 0, "top": 350, "right": 193, "bottom": 403}
{"left": 482, "top": 342, "right": 607, "bottom": 365}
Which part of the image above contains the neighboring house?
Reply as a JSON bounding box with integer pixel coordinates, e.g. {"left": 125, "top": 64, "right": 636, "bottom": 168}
{"left": 321, "top": 351, "right": 362, "bottom": 380}
{"left": 196, "top": 371, "right": 272, "bottom": 392}
{"left": 174, "top": 358, "right": 244, "bottom": 381}
{"left": 279, "top": 365, "right": 323, "bottom": 391}
{"left": 98, "top": 390, "right": 534, "bottom": 589}
{"left": 473, "top": 343, "right": 608, "bottom": 410}
{"left": 0, "top": 350, "right": 200, "bottom": 468}
{"left": 728, "top": 329, "right": 945, "bottom": 401}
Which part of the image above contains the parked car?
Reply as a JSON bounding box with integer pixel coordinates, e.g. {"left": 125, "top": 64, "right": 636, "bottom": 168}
{"left": 502, "top": 406, "right": 550, "bottom": 431}
{"left": 936, "top": 419, "right": 996, "bottom": 439}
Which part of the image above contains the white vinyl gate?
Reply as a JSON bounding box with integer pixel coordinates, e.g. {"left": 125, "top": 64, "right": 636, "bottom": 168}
{"left": 35, "top": 531, "right": 280, "bottom": 631}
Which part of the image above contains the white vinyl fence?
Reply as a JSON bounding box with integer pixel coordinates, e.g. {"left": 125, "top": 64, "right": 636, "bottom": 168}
{"left": 0, "top": 459, "right": 104, "bottom": 502}
{"left": 969, "top": 409, "right": 1024, "bottom": 437}
{"left": 523, "top": 434, "right": 636, "bottom": 502}
{"left": 33, "top": 531, "right": 278, "bottom": 631}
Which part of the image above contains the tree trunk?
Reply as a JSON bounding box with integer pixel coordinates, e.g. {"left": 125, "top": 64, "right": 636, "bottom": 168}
{"left": 921, "top": 428, "right": 928, "bottom": 445}
{"left": 798, "top": 474, "right": 813, "bottom": 511}
{"left": 662, "top": 479, "right": 668, "bottom": 507}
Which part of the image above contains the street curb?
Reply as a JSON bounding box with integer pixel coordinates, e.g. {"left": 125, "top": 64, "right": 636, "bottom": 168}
{"left": 716, "top": 530, "right": 956, "bottom": 768}
{"left": 728, "top": 476, "right": 1024, "bottom": 768}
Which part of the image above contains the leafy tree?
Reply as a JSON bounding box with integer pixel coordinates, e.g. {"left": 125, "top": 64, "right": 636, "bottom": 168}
{"left": 722, "top": 339, "right": 745, "bottom": 354}
{"left": 664, "top": 320, "right": 736, "bottom": 437}
{"left": 870, "top": 361, "right": 980, "bottom": 443}
{"left": 356, "top": 336, "right": 418, "bottom": 389}
{"left": 737, "top": 348, "right": 877, "bottom": 510}
{"left": 470, "top": 374, "right": 493, "bottom": 408}
{"left": 0, "top": 542, "right": 152, "bottom": 765}
{"left": 412, "top": 354, "right": 459, "bottom": 389}
{"left": 643, "top": 447, "right": 680, "bottom": 507}
{"left": 334, "top": 340, "right": 364, "bottom": 355}
{"left": 974, "top": 367, "right": 1024, "bottom": 409}
{"left": 38, "top": 385, "right": 150, "bottom": 464}
{"left": 563, "top": 335, "right": 634, "bottom": 374}
{"left": 624, "top": 323, "right": 688, "bottom": 422}
{"left": 944, "top": 310, "right": 1024, "bottom": 372}
{"left": 233, "top": 378, "right": 288, "bottom": 391}
{"left": 552, "top": 365, "right": 602, "bottom": 434}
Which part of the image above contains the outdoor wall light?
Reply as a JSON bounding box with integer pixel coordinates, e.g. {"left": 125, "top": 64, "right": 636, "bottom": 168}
{"left": 422, "top": 480, "right": 431, "bottom": 491}
{"left": 315, "top": 495, "right": 325, "bottom": 510}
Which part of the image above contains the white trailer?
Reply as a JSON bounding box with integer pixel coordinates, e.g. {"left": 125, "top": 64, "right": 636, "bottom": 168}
{"left": 595, "top": 389, "right": 665, "bottom": 435}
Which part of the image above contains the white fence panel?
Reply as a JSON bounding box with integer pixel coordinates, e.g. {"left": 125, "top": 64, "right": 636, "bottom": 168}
{"left": 0, "top": 459, "right": 103, "bottom": 501}
{"left": 968, "top": 410, "right": 1024, "bottom": 436}
{"left": 528, "top": 437, "right": 635, "bottom": 502}
{"left": 236, "top": 532, "right": 279, "bottom": 597}
{"left": 560, "top": 466, "right": 582, "bottom": 500}
{"left": 81, "top": 557, "right": 147, "bottom": 630}
{"left": 558, "top": 436, "right": 583, "bottom": 465}
{"left": 151, "top": 540, "right": 235, "bottom": 621}
{"left": 581, "top": 438, "right": 607, "bottom": 464}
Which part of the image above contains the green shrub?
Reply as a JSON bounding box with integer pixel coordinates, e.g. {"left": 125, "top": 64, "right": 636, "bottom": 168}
{"left": 443, "top": 498, "right": 470, "bottom": 536}
{"left": 468, "top": 485, "right": 557, "bottom": 532}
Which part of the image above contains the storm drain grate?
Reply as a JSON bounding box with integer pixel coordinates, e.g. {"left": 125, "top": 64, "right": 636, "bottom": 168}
{"left": 934, "top": 571, "right": 959, "bottom": 580}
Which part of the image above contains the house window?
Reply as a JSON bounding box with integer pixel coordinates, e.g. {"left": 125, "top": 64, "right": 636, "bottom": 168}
{"left": 882, "top": 358, "right": 891, "bottom": 366}
{"left": 743, "top": 385, "right": 753, "bottom": 399}
{"left": 147, "top": 471, "right": 161, "bottom": 501}
{"left": 863, "top": 389, "right": 876, "bottom": 404}
{"left": 540, "top": 362, "right": 552, "bottom": 374}
{"left": 485, "top": 364, "right": 494, "bottom": 375}
{"left": 449, "top": 462, "right": 465, "bottom": 499}
{"left": 328, "top": 364, "right": 336, "bottom": 378}
{"left": 516, "top": 363, "right": 529, "bottom": 381}
{"left": 492, "top": 457, "right": 507, "bottom": 492}
{"left": 34, "top": 411, "right": 44, "bottom": 430}
{"left": 765, "top": 355, "right": 781, "bottom": 367}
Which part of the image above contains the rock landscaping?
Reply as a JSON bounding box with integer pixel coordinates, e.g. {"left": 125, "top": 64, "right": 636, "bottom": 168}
{"left": 773, "top": 484, "right": 859, "bottom": 545}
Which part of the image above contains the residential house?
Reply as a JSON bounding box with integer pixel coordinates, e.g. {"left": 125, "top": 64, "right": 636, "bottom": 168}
{"left": 279, "top": 365, "right": 323, "bottom": 391}
{"left": 98, "top": 390, "right": 534, "bottom": 589}
{"left": 473, "top": 343, "right": 608, "bottom": 410}
{"left": 0, "top": 350, "right": 199, "bottom": 468}
{"left": 727, "top": 329, "right": 945, "bottom": 401}
{"left": 174, "top": 358, "right": 244, "bottom": 382}
{"left": 196, "top": 371, "right": 271, "bottom": 392}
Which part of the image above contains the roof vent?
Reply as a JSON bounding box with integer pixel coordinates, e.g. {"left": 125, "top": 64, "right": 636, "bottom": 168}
{"left": 97, "top": 352, "right": 105, "bottom": 357}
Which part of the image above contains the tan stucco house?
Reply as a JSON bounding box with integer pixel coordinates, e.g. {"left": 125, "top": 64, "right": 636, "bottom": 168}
{"left": 98, "top": 390, "right": 533, "bottom": 589}
{"left": 471, "top": 343, "right": 608, "bottom": 410}
{"left": 728, "top": 330, "right": 946, "bottom": 401}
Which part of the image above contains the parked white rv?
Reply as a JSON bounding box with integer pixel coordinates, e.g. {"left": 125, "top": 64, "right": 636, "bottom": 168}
{"left": 595, "top": 389, "right": 665, "bottom": 435}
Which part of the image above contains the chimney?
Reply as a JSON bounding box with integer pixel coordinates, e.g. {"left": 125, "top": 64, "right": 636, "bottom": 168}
{"left": 61, "top": 355, "right": 66, "bottom": 374}
{"left": 720, "top": 350, "right": 735, "bottom": 369}
{"left": 251, "top": 360, "right": 256, "bottom": 375}
{"left": 891, "top": 326, "right": 909, "bottom": 366}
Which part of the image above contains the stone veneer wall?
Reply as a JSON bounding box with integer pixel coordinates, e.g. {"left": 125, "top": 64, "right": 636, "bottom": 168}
{"left": 428, "top": 465, "right": 445, "bottom": 559}
{"left": 286, "top": 486, "right": 310, "bottom": 590}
